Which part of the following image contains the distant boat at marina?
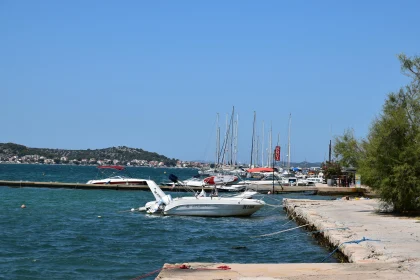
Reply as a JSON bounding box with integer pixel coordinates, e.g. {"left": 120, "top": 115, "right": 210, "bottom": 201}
{"left": 86, "top": 165, "right": 146, "bottom": 185}
{"left": 164, "top": 174, "right": 239, "bottom": 187}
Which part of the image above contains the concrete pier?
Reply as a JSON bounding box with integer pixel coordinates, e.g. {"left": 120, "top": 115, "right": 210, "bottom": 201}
{"left": 156, "top": 198, "right": 420, "bottom": 279}
{"left": 0, "top": 180, "right": 367, "bottom": 195}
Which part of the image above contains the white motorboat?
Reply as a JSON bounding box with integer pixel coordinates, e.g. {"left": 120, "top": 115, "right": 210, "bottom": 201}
{"left": 140, "top": 175, "right": 265, "bottom": 217}
{"left": 86, "top": 166, "right": 146, "bottom": 185}
{"left": 163, "top": 174, "right": 240, "bottom": 188}
{"left": 216, "top": 184, "right": 247, "bottom": 192}
{"left": 243, "top": 173, "right": 289, "bottom": 186}
{"left": 87, "top": 175, "right": 147, "bottom": 185}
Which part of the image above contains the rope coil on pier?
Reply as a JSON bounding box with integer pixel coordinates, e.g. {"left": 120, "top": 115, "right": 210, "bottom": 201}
{"left": 321, "top": 237, "right": 382, "bottom": 262}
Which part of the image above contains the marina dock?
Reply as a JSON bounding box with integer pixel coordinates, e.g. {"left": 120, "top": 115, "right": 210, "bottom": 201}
{"left": 0, "top": 180, "right": 367, "bottom": 195}
{"left": 156, "top": 198, "right": 420, "bottom": 279}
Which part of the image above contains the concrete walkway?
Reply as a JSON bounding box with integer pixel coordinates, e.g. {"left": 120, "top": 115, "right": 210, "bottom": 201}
{"left": 157, "top": 198, "right": 420, "bottom": 279}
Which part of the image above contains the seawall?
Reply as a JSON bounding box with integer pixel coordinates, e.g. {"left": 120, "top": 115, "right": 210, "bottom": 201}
{"left": 156, "top": 198, "right": 420, "bottom": 279}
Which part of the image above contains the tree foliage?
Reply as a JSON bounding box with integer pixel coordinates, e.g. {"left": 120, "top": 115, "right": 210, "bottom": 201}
{"left": 333, "top": 128, "right": 362, "bottom": 168}
{"left": 358, "top": 53, "right": 420, "bottom": 212}
{"left": 321, "top": 161, "right": 342, "bottom": 180}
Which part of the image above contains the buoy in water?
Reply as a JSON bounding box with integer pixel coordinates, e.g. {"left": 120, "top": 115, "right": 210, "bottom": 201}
{"left": 21, "top": 204, "right": 26, "bottom": 208}
{"left": 98, "top": 216, "right": 102, "bottom": 218}
{"left": 131, "top": 208, "right": 135, "bottom": 212}
{"left": 267, "top": 191, "right": 271, "bottom": 195}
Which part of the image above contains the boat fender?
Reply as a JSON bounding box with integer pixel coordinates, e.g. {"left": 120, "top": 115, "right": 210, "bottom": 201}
{"left": 179, "top": 264, "right": 190, "bottom": 269}
{"left": 217, "top": 265, "right": 231, "bottom": 270}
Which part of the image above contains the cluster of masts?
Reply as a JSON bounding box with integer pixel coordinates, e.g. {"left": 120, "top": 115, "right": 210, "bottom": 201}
{"left": 214, "top": 107, "right": 292, "bottom": 168}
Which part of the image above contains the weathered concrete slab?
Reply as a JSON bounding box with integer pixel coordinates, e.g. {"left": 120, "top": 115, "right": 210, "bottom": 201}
{"left": 283, "top": 198, "right": 420, "bottom": 264}
{"left": 156, "top": 262, "right": 419, "bottom": 279}
{"left": 157, "top": 199, "right": 420, "bottom": 279}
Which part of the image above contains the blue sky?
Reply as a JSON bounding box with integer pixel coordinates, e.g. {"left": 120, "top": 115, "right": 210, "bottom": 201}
{"left": 1, "top": 0, "right": 419, "bottom": 164}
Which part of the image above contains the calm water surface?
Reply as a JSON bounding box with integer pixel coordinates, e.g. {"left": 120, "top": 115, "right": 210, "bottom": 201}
{"left": 0, "top": 164, "right": 337, "bottom": 280}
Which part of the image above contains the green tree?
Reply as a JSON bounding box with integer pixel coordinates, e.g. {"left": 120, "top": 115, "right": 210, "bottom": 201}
{"left": 359, "top": 53, "right": 420, "bottom": 212}
{"left": 321, "top": 161, "right": 342, "bottom": 181}
{"left": 333, "top": 128, "right": 362, "bottom": 168}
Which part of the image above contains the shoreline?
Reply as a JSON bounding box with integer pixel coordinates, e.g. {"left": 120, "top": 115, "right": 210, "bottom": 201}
{"left": 0, "top": 179, "right": 369, "bottom": 195}
{"left": 156, "top": 198, "right": 420, "bottom": 279}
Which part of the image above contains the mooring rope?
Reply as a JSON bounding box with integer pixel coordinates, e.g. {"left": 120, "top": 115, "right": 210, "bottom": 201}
{"left": 321, "top": 236, "right": 382, "bottom": 262}
{"left": 264, "top": 203, "right": 284, "bottom": 208}
{"left": 263, "top": 195, "right": 284, "bottom": 203}
{"left": 250, "top": 224, "right": 310, "bottom": 238}
{"left": 130, "top": 268, "right": 162, "bottom": 280}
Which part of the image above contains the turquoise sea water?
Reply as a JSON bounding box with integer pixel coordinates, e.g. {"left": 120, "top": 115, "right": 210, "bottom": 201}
{"left": 0, "top": 164, "right": 337, "bottom": 280}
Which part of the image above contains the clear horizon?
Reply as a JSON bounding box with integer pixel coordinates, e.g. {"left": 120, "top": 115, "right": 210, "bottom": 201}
{"left": 1, "top": 1, "right": 419, "bottom": 163}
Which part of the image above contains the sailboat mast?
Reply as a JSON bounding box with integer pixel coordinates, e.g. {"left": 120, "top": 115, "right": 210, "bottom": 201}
{"left": 250, "top": 111, "right": 256, "bottom": 167}
{"left": 234, "top": 113, "right": 238, "bottom": 166}
{"left": 261, "top": 121, "right": 264, "bottom": 167}
{"left": 224, "top": 113, "right": 228, "bottom": 166}
{"left": 230, "top": 107, "right": 234, "bottom": 165}
{"left": 270, "top": 123, "right": 273, "bottom": 166}
{"left": 216, "top": 113, "right": 220, "bottom": 165}
{"left": 287, "top": 113, "right": 291, "bottom": 169}
{"left": 256, "top": 136, "right": 260, "bottom": 167}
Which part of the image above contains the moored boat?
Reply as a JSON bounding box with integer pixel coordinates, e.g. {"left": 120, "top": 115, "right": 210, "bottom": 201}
{"left": 86, "top": 165, "right": 146, "bottom": 185}
{"left": 141, "top": 174, "right": 265, "bottom": 217}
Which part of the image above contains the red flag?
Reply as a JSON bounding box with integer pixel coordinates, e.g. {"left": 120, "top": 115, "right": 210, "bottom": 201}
{"left": 275, "top": 146, "right": 280, "bottom": 161}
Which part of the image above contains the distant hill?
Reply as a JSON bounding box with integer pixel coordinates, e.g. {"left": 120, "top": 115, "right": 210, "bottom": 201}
{"left": 288, "top": 161, "right": 323, "bottom": 168}
{"left": 0, "top": 143, "right": 178, "bottom": 166}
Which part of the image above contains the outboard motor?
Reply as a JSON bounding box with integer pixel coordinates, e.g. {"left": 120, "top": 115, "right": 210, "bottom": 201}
{"left": 169, "top": 174, "right": 179, "bottom": 183}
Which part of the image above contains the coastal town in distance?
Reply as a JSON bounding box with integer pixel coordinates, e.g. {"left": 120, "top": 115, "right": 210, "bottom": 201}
{"left": 0, "top": 142, "right": 321, "bottom": 170}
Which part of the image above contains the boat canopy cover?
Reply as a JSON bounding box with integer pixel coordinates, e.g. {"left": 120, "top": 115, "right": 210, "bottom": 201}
{"left": 98, "top": 165, "right": 125, "bottom": 170}
{"left": 246, "top": 167, "right": 277, "bottom": 173}
{"left": 169, "top": 174, "right": 179, "bottom": 183}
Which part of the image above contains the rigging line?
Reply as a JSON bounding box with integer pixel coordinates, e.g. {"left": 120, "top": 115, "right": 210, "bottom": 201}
{"left": 250, "top": 224, "right": 310, "bottom": 238}
{"left": 218, "top": 108, "right": 235, "bottom": 165}
{"left": 201, "top": 116, "right": 218, "bottom": 162}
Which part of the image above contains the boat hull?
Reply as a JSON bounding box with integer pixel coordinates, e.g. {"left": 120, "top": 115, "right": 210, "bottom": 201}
{"left": 86, "top": 178, "right": 148, "bottom": 185}
{"left": 163, "top": 197, "right": 265, "bottom": 217}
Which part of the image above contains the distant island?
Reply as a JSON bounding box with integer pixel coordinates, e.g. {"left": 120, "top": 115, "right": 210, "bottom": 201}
{"left": 0, "top": 143, "right": 180, "bottom": 167}
{"left": 0, "top": 143, "right": 323, "bottom": 169}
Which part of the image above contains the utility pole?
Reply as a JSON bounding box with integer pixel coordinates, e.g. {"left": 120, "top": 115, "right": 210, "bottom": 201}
{"left": 328, "top": 140, "right": 332, "bottom": 162}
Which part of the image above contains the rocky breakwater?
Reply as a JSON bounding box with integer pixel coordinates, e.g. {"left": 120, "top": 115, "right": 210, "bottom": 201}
{"left": 283, "top": 198, "right": 420, "bottom": 277}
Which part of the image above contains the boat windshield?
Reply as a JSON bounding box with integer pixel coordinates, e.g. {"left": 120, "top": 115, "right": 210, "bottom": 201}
{"left": 262, "top": 174, "right": 281, "bottom": 180}
{"left": 109, "top": 176, "right": 129, "bottom": 179}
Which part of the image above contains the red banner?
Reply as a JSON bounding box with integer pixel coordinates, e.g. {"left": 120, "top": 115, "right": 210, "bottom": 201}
{"left": 274, "top": 146, "right": 280, "bottom": 161}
